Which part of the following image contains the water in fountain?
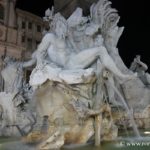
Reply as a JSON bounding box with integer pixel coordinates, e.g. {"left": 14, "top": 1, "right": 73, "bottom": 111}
{"left": 110, "top": 101, "right": 130, "bottom": 137}
{"left": 107, "top": 80, "right": 141, "bottom": 138}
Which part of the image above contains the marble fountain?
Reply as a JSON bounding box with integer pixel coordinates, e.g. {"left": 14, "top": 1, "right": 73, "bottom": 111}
{"left": 0, "top": 0, "right": 150, "bottom": 149}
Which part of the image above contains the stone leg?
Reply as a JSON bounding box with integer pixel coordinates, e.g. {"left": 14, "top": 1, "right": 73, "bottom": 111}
{"left": 66, "top": 46, "right": 136, "bottom": 80}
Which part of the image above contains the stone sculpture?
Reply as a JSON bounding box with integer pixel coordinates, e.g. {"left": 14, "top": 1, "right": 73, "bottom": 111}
{"left": 0, "top": 56, "right": 36, "bottom": 137}
{"left": 130, "top": 55, "right": 150, "bottom": 87}
{"left": 0, "top": 0, "right": 150, "bottom": 149}
{"left": 26, "top": 10, "right": 136, "bottom": 88}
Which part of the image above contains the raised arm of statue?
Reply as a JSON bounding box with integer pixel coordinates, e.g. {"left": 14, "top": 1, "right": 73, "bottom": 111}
{"left": 130, "top": 55, "right": 148, "bottom": 72}
{"left": 134, "top": 55, "right": 148, "bottom": 71}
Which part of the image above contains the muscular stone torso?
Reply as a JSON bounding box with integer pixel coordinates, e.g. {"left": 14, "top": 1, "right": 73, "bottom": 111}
{"left": 47, "top": 37, "right": 70, "bottom": 67}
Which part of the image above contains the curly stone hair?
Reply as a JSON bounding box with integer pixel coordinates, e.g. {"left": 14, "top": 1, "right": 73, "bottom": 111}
{"left": 51, "top": 13, "right": 68, "bottom": 39}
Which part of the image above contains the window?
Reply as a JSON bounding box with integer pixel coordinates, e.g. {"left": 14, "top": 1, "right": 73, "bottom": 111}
{"left": 36, "top": 40, "right": 40, "bottom": 48}
{"left": 0, "top": 4, "right": 4, "bottom": 20}
{"left": 27, "top": 38, "right": 32, "bottom": 50}
{"left": 21, "top": 36, "right": 25, "bottom": 43}
{"left": 22, "top": 21, "right": 26, "bottom": 29}
{"left": 37, "top": 25, "right": 41, "bottom": 32}
{"left": 28, "top": 22, "right": 32, "bottom": 29}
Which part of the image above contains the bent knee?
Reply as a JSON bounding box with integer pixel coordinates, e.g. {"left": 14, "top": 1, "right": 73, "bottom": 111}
{"left": 99, "top": 46, "right": 108, "bottom": 54}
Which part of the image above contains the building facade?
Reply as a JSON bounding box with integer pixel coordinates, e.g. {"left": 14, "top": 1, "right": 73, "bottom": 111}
{"left": 0, "top": 0, "right": 48, "bottom": 90}
{"left": 16, "top": 8, "right": 45, "bottom": 59}
{"left": 0, "top": 0, "right": 45, "bottom": 60}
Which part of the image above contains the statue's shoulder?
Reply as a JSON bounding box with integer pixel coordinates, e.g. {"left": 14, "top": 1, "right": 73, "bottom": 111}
{"left": 43, "top": 32, "right": 55, "bottom": 41}
{"left": 44, "top": 32, "right": 55, "bottom": 37}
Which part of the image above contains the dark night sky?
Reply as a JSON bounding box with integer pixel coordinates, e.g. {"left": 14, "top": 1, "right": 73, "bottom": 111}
{"left": 16, "top": 0, "right": 150, "bottom": 72}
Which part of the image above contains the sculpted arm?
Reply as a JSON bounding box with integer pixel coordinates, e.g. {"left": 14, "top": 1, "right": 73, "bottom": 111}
{"left": 130, "top": 55, "right": 148, "bottom": 72}
{"left": 23, "top": 33, "right": 54, "bottom": 68}
{"left": 135, "top": 55, "right": 148, "bottom": 71}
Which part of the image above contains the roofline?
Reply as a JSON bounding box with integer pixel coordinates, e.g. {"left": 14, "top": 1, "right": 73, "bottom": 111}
{"left": 16, "top": 8, "right": 43, "bottom": 22}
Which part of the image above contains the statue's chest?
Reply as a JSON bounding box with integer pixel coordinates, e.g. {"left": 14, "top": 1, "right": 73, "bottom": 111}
{"left": 47, "top": 45, "right": 68, "bottom": 66}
